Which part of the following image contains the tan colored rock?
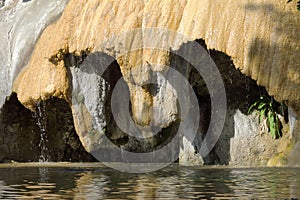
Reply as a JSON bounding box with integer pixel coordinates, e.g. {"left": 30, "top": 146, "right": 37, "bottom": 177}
{"left": 13, "top": 59, "right": 70, "bottom": 110}
{"left": 12, "top": 0, "right": 300, "bottom": 155}
{"left": 13, "top": 0, "right": 300, "bottom": 110}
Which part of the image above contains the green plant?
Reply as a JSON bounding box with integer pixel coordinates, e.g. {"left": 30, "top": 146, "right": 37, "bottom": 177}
{"left": 248, "top": 94, "right": 283, "bottom": 139}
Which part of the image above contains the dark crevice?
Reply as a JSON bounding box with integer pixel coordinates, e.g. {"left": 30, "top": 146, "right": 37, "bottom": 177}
{"left": 63, "top": 50, "right": 90, "bottom": 68}
{"left": 38, "top": 97, "right": 96, "bottom": 162}
{"left": 142, "top": 83, "right": 160, "bottom": 97}
{"left": 49, "top": 49, "right": 91, "bottom": 66}
{"left": 171, "top": 39, "right": 286, "bottom": 165}
{"left": 0, "top": 0, "right": 5, "bottom": 8}
{"left": 203, "top": 39, "right": 288, "bottom": 165}
{"left": 0, "top": 93, "right": 96, "bottom": 162}
{"left": 0, "top": 93, "right": 40, "bottom": 162}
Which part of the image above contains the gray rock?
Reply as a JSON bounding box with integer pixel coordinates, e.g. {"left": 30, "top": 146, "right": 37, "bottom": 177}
{"left": 213, "top": 108, "right": 236, "bottom": 165}
{"left": 229, "top": 109, "right": 279, "bottom": 166}
{"left": 288, "top": 107, "right": 298, "bottom": 139}
{"left": 289, "top": 141, "right": 300, "bottom": 167}
{"left": 179, "top": 136, "right": 204, "bottom": 166}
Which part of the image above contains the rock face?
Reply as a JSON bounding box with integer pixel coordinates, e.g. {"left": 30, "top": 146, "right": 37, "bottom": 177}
{"left": 0, "top": 94, "right": 95, "bottom": 162}
{"left": 230, "top": 110, "right": 282, "bottom": 166}
{"left": 1, "top": 0, "right": 299, "bottom": 165}
{"left": 0, "top": 0, "right": 69, "bottom": 109}
{"left": 0, "top": 0, "right": 96, "bottom": 162}
{"left": 12, "top": 0, "right": 300, "bottom": 111}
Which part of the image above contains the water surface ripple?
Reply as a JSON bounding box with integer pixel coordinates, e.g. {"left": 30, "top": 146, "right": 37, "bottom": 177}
{"left": 0, "top": 163, "right": 299, "bottom": 199}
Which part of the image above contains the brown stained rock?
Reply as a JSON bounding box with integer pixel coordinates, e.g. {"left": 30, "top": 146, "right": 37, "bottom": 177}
{"left": 13, "top": 0, "right": 300, "bottom": 112}
{"left": 11, "top": 0, "right": 300, "bottom": 159}
{"left": 13, "top": 60, "right": 70, "bottom": 111}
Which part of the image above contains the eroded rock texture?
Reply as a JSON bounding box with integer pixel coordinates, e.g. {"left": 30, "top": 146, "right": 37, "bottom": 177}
{"left": 0, "top": 0, "right": 96, "bottom": 162}
{"left": 0, "top": 0, "right": 69, "bottom": 109}
{"left": 1, "top": 0, "right": 299, "bottom": 165}
{"left": 13, "top": 0, "right": 300, "bottom": 111}
{"left": 0, "top": 93, "right": 95, "bottom": 162}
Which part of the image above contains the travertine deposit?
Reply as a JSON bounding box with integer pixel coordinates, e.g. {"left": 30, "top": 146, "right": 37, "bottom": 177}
{"left": 2, "top": 0, "right": 299, "bottom": 165}
{"left": 13, "top": 0, "right": 300, "bottom": 111}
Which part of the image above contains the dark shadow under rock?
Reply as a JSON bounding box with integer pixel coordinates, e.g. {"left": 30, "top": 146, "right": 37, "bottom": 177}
{"left": 0, "top": 93, "right": 96, "bottom": 162}
{"left": 172, "top": 39, "right": 279, "bottom": 165}
{"left": 0, "top": 0, "right": 4, "bottom": 8}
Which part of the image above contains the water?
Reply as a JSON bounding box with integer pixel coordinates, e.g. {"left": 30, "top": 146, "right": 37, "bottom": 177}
{"left": 0, "top": 163, "right": 299, "bottom": 199}
{"left": 32, "top": 101, "right": 49, "bottom": 162}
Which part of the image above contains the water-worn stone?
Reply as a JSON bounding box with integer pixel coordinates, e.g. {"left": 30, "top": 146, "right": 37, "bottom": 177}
{"left": 288, "top": 141, "right": 300, "bottom": 167}
{"left": 179, "top": 136, "right": 204, "bottom": 166}
{"left": 230, "top": 110, "right": 275, "bottom": 166}
{"left": 0, "top": 94, "right": 94, "bottom": 162}
{"left": 0, "top": 0, "right": 69, "bottom": 109}
{"left": 229, "top": 109, "right": 297, "bottom": 167}
{"left": 12, "top": 0, "right": 300, "bottom": 112}
{"left": 2, "top": 0, "right": 299, "bottom": 165}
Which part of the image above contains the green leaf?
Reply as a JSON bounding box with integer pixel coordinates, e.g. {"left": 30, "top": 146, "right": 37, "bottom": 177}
{"left": 258, "top": 102, "right": 266, "bottom": 109}
{"left": 267, "top": 111, "right": 274, "bottom": 123}
{"left": 260, "top": 108, "right": 266, "bottom": 123}
{"left": 269, "top": 121, "right": 276, "bottom": 139}
{"left": 274, "top": 115, "right": 282, "bottom": 138}
{"left": 269, "top": 102, "right": 274, "bottom": 112}
{"left": 268, "top": 111, "right": 276, "bottom": 138}
{"left": 248, "top": 101, "right": 259, "bottom": 114}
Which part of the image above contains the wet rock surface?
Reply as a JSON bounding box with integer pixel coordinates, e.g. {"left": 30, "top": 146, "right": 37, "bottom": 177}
{"left": 0, "top": 0, "right": 69, "bottom": 109}
{"left": 0, "top": 0, "right": 299, "bottom": 166}
{"left": 0, "top": 93, "right": 95, "bottom": 162}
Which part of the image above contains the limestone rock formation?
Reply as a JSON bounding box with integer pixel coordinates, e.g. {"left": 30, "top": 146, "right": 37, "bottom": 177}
{"left": 12, "top": 0, "right": 300, "bottom": 111}
{"left": 0, "top": 0, "right": 95, "bottom": 162}
{"left": 0, "top": 0, "right": 69, "bottom": 109}
{"left": 230, "top": 110, "right": 284, "bottom": 166}
{"left": 0, "top": 0, "right": 299, "bottom": 165}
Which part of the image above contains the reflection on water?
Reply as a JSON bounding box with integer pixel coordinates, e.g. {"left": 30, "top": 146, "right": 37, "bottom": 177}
{"left": 0, "top": 164, "right": 299, "bottom": 199}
